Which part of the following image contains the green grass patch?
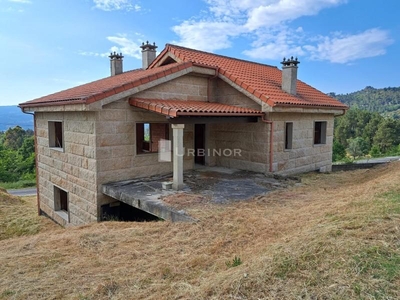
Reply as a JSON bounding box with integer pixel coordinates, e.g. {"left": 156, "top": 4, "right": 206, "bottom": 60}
{"left": 353, "top": 245, "right": 400, "bottom": 281}
{"left": 273, "top": 255, "right": 298, "bottom": 279}
{"left": 0, "top": 179, "right": 36, "bottom": 190}
{"left": 0, "top": 290, "right": 16, "bottom": 298}
{"left": 225, "top": 256, "right": 242, "bottom": 268}
{"left": 380, "top": 191, "right": 400, "bottom": 214}
{"left": 0, "top": 210, "right": 41, "bottom": 240}
{"left": 349, "top": 190, "right": 400, "bottom": 283}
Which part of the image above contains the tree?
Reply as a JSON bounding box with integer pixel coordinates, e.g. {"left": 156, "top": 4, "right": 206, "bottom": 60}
{"left": 334, "top": 108, "right": 369, "bottom": 148}
{"left": 332, "top": 140, "right": 346, "bottom": 162}
{"left": 373, "top": 119, "right": 400, "bottom": 153}
{"left": 362, "top": 112, "right": 383, "bottom": 147}
{"left": 3, "top": 126, "right": 32, "bottom": 150}
{"left": 19, "top": 136, "right": 35, "bottom": 160}
{"left": 347, "top": 137, "right": 369, "bottom": 160}
{"left": 369, "top": 145, "right": 381, "bottom": 158}
{"left": 0, "top": 128, "right": 36, "bottom": 183}
{"left": 0, "top": 148, "right": 20, "bottom": 182}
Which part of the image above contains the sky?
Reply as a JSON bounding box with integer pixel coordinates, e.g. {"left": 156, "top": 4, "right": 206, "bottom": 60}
{"left": 0, "top": 0, "right": 399, "bottom": 106}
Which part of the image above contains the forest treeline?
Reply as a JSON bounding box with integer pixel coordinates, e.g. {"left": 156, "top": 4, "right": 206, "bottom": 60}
{"left": 333, "top": 108, "right": 400, "bottom": 161}
{"left": 0, "top": 126, "right": 36, "bottom": 185}
{"left": 331, "top": 86, "right": 400, "bottom": 161}
{"left": 329, "top": 86, "right": 400, "bottom": 119}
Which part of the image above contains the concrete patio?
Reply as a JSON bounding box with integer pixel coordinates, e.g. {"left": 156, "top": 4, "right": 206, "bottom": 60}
{"left": 102, "top": 166, "right": 299, "bottom": 222}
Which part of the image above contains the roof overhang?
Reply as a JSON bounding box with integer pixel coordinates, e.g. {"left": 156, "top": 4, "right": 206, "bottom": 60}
{"left": 18, "top": 62, "right": 218, "bottom": 111}
{"left": 129, "top": 98, "right": 264, "bottom": 118}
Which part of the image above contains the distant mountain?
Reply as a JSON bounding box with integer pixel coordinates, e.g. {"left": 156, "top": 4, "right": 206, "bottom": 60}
{"left": 0, "top": 106, "right": 34, "bottom": 132}
{"left": 329, "top": 86, "right": 400, "bottom": 119}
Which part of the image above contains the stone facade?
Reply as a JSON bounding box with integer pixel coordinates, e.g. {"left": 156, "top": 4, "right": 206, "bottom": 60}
{"left": 136, "top": 73, "right": 209, "bottom": 101}
{"left": 35, "top": 111, "right": 98, "bottom": 226}
{"left": 209, "top": 122, "right": 269, "bottom": 173}
{"left": 270, "top": 113, "right": 334, "bottom": 174}
{"left": 34, "top": 73, "right": 337, "bottom": 226}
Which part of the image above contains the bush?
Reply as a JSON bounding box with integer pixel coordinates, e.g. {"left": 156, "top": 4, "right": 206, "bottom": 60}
{"left": 369, "top": 145, "right": 381, "bottom": 158}
{"left": 333, "top": 140, "right": 346, "bottom": 162}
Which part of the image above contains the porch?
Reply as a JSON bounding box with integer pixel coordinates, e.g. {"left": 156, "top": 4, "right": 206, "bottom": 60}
{"left": 101, "top": 166, "right": 297, "bottom": 222}
{"left": 130, "top": 98, "right": 272, "bottom": 191}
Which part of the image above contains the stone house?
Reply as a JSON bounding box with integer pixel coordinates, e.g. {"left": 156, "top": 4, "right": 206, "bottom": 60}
{"left": 19, "top": 42, "right": 348, "bottom": 226}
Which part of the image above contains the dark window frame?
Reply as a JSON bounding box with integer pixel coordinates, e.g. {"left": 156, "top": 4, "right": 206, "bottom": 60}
{"left": 48, "top": 121, "right": 64, "bottom": 149}
{"left": 54, "top": 185, "right": 69, "bottom": 222}
{"left": 314, "top": 121, "right": 327, "bottom": 145}
{"left": 136, "top": 123, "right": 170, "bottom": 154}
{"left": 285, "top": 122, "right": 293, "bottom": 150}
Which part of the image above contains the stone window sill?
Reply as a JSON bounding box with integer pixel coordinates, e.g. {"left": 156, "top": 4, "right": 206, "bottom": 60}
{"left": 136, "top": 152, "right": 159, "bottom": 156}
{"left": 50, "top": 147, "right": 64, "bottom": 152}
{"left": 55, "top": 210, "right": 69, "bottom": 222}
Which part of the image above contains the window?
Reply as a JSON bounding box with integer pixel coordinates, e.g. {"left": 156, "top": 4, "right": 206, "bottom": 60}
{"left": 136, "top": 123, "right": 169, "bottom": 154}
{"left": 285, "top": 122, "right": 293, "bottom": 150}
{"left": 314, "top": 121, "right": 327, "bottom": 145}
{"left": 48, "top": 121, "right": 63, "bottom": 149}
{"left": 54, "top": 186, "right": 69, "bottom": 221}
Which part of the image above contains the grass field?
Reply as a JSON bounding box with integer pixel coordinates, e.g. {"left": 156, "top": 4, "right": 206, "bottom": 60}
{"left": 0, "top": 162, "right": 399, "bottom": 299}
{"left": 0, "top": 179, "right": 36, "bottom": 190}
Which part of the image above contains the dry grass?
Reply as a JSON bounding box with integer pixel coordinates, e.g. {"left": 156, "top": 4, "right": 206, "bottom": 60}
{"left": 0, "top": 191, "right": 57, "bottom": 241}
{"left": 1, "top": 163, "right": 400, "bottom": 299}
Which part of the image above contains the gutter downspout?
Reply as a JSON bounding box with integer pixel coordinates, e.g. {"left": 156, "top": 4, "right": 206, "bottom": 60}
{"left": 20, "top": 108, "right": 40, "bottom": 216}
{"left": 261, "top": 114, "right": 274, "bottom": 173}
{"left": 337, "top": 108, "right": 347, "bottom": 117}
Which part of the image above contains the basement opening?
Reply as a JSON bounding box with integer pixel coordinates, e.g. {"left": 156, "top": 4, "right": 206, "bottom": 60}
{"left": 101, "top": 201, "right": 161, "bottom": 222}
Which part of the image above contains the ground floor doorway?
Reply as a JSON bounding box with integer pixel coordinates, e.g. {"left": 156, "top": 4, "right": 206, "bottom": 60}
{"left": 194, "top": 124, "right": 206, "bottom": 165}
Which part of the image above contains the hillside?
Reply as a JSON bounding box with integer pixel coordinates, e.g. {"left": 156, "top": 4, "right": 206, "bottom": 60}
{"left": 0, "top": 106, "right": 33, "bottom": 132}
{"left": 1, "top": 163, "right": 399, "bottom": 299}
{"left": 330, "top": 86, "right": 400, "bottom": 118}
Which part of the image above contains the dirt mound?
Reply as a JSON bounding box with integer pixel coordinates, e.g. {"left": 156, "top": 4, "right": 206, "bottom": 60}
{"left": 0, "top": 189, "right": 22, "bottom": 205}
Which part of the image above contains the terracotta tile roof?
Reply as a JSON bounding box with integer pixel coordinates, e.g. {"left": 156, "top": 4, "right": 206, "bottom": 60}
{"left": 20, "top": 43, "right": 347, "bottom": 110}
{"left": 19, "top": 62, "right": 195, "bottom": 107}
{"left": 130, "top": 98, "right": 264, "bottom": 117}
{"left": 151, "top": 44, "right": 348, "bottom": 109}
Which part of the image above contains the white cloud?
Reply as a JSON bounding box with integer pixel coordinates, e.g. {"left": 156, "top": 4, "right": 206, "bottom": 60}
{"left": 79, "top": 33, "right": 143, "bottom": 60}
{"left": 305, "top": 29, "right": 393, "bottom": 64}
{"left": 8, "top": 0, "right": 31, "bottom": 3}
{"left": 93, "top": 0, "right": 141, "bottom": 11}
{"left": 78, "top": 51, "right": 109, "bottom": 58}
{"left": 106, "top": 35, "right": 142, "bottom": 59}
{"left": 172, "top": 0, "right": 392, "bottom": 64}
{"left": 243, "top": 26, "right": 305, "bottom": 60}
{"left": 172, "top": 20, "right": 243, "bottom": 52}
{"left": 244, "top": 0, "right": 346, "bottom": 31}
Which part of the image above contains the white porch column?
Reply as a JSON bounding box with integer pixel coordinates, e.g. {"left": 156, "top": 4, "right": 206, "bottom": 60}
{"left": 172, "top": 124, "right": 185, "bottom": 190}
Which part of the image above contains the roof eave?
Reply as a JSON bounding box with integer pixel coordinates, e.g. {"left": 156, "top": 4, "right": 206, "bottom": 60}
{"left": 273, "top": 102, "right": 348, "bottom": 109}
{"left": 19, "top": 98, "right": 87, "bottom": 109}
{"left": 175, "top": 112, "right": 264, "bottom": 117}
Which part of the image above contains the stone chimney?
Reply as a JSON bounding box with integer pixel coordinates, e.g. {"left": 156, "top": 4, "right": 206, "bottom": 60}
{"left": 140, "top": 41, "right": 157, "bottom": 69}
{"left": 280, "top": 56, "right": 300, "bottom": 95}
{"left": 109, "top": 52, "right": 124, "bottom": 76}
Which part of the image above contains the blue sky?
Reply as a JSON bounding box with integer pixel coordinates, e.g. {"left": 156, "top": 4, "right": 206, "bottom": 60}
{"left": 0, "top": 0, "right": 398, "bottom": 106}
